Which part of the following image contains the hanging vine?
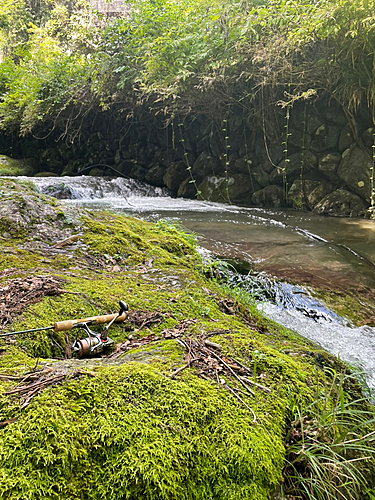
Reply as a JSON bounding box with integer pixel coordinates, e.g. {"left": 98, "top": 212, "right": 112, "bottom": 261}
{"left": 177, "top": 118, "right": 201, "bottom": 198}
{"left": 222, "top": 117, "right": 232, "bottom": 204}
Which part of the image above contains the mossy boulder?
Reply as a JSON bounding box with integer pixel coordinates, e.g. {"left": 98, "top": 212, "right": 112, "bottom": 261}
{"left": 0, "top": 178, "right": 373, "bottom": 500}
{"left": 0, "top": 155, "right": 37, "bottom": 176}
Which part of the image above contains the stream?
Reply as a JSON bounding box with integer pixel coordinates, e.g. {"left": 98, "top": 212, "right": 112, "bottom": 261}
{"left": 25, "top": 175, "right": 375, "bottom": 393}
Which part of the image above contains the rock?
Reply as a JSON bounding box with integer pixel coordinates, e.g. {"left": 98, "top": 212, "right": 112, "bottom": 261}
{"left": 250, "top": 165, "right": 270, "bottom": 188}
{"left": 145, "top": 163, "right": 165, "bottom": 187}
{"left": 313, "top": 188, "right": 367, "bottom": 217}
{"left": 288, "top": 126, "right": 312, "bottom": 149}
{"left": 287, "top": 179, "right": 321, "bottom": 209}
{"left": 114, "top": 149, "right": 122, "bottom": 165}
{"left": 192, "top": 151, "right": 223, "bottom": 182}
{"left": 198, "top": 174, "right": 253, "bottom": 204}
{"left": 177, "top": 178, "right": 197, "bottom": 198}
{"left": 233, "top": 157, "right": 251, "bottom": 175}
{"left": 318, "top": 153, "right": 341, "bottom": 185}
{"left": 0, "top": 178, "right": 83, "bottom": 240}
{"left": 88, "top": 168, "right": 105, "bottom": 176}
{"left": 362, "top": 127, "right": 375, "bottom": 149}
{"left": 163, "top": 162, "right": 189, "bottom": 191}
{"left": 337, "top": 146, "right": 372, "bottom": 202}
{"left": 252, "top": 185, "right": 286, "bottom": 208}
{"left": 307, "top": 115, "right": 324, "bottom": 135}
{"left": 34, "top": 172, "right": 60, "bottom": 177}
{"left": 307, "top": 182, "right": 334, "bottom": 209}
{"left": 209, "top": 132, "right": 223, "bottom": 157}
{"left": 310, "top": 124, "right": 341, "bottom": 152}
{"left": 0, "top": 155, "right": 37, "bottom": 176}
{"left": 154, "top": 150, "right": 174, "bottom": 169}
{"left": 270, "top": 151, "right": 318, "bottom": 185}
{"left": 338, "top": 125, "right": 354, "bottom": 152}
{"left": 129, "top": 165, "right": 147, "bottom": 181}
{"left": 40, "top": 182, "right": 73, "bottom": 199}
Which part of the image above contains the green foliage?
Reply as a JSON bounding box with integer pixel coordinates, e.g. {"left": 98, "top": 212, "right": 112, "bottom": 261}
{"left": 1, "top": 0, "right": 375, "bottom": 134}
{"left": 283, "top": 369, "right": 375, "bottom": 499}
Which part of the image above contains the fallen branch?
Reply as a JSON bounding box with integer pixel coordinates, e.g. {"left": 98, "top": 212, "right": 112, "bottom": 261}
{"left": 205, "top": 348, "right": 255, "bottom": 397}
{"left": 170, "top": 357, "right": 200, "bottom": 378}
{"left": 239, "top": 376, "right": 272, "bottom": 393}
{"left": 223, "top": 383, "right": 256, "bottom": 424}
{"left": 0, "top": 417, "right": 18, "bottom": 428}
{"left": 4, "top": 374, "right": 65, "bottom": 395}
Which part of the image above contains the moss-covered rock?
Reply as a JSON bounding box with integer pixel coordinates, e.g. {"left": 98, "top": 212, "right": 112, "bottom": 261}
{"left": 0, "top": 178, "right": 373, "bottom": 500}
{"left": 0, "top": 155, "right": 37, "bottom": 176}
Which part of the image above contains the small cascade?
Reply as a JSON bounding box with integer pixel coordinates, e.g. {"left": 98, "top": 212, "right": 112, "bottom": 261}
{"left": 259, "top": 302, "right": 375, "bottom": 393}
{"left": 29, "top": 175, "right": 169, "bottom": 200}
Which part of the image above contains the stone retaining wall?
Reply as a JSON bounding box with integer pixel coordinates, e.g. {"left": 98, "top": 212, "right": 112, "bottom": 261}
{"left": 0, "top": 94, "right": 374, "bottom": 217}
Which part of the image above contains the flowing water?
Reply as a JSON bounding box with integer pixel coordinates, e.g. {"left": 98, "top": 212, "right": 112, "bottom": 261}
{"left": 25, "top": 176, "right": 375, "bottom": 392}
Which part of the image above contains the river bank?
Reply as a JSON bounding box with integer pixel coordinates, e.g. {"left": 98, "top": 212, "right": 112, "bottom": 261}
{"left": 0, "top": 177, "right": 374, "bottom": 499}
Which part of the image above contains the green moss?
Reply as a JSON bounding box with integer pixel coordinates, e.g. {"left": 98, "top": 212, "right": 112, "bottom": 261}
{"left": 0, "top": 156, "right": 36, "bottom": 177}
{"left": 0, "top": 363, "right": 283, "bottom": 500}
{"left": 0, "top": 179, "right": 373, "bottom": 498}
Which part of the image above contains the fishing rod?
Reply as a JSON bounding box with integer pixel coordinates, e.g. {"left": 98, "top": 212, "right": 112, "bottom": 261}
{"left": 1, "top": 301, "right": 128, "bottom": 358}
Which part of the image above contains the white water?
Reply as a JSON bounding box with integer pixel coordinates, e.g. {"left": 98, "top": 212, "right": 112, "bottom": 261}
{"left": 28, "top": 176, "right": 375, "bottom": 392}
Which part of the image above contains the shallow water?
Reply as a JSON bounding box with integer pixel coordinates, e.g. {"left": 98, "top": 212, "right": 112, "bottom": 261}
{"left": 26, "top": 176, "right": 375, "bottom": 391}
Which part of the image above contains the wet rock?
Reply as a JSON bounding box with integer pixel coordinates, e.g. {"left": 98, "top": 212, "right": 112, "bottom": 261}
{"left": 145, "top": 163, "right": 165, "bottom": 187}
{"left": 337, "top": 146, "right": 372, "bottom": 202}
{"left": 41, "top": 182, "right": 73, "bottom": 199}
{"left": 252, "top": 185, "right": 286, "bottom": 208}
{"left": 0, "top": 155, "right": 37, "bottom": 176}
{"left": 310, "top": 124, "right": 341, "bottom": 152}
{"left": 163, "top": 162, "right": 189, "bottom": 191}
{"left": 312, "top": 188, "right": 367, "bottom": 217}
{"left": 318, "top": 152, "right": 341, "bottom": 185}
